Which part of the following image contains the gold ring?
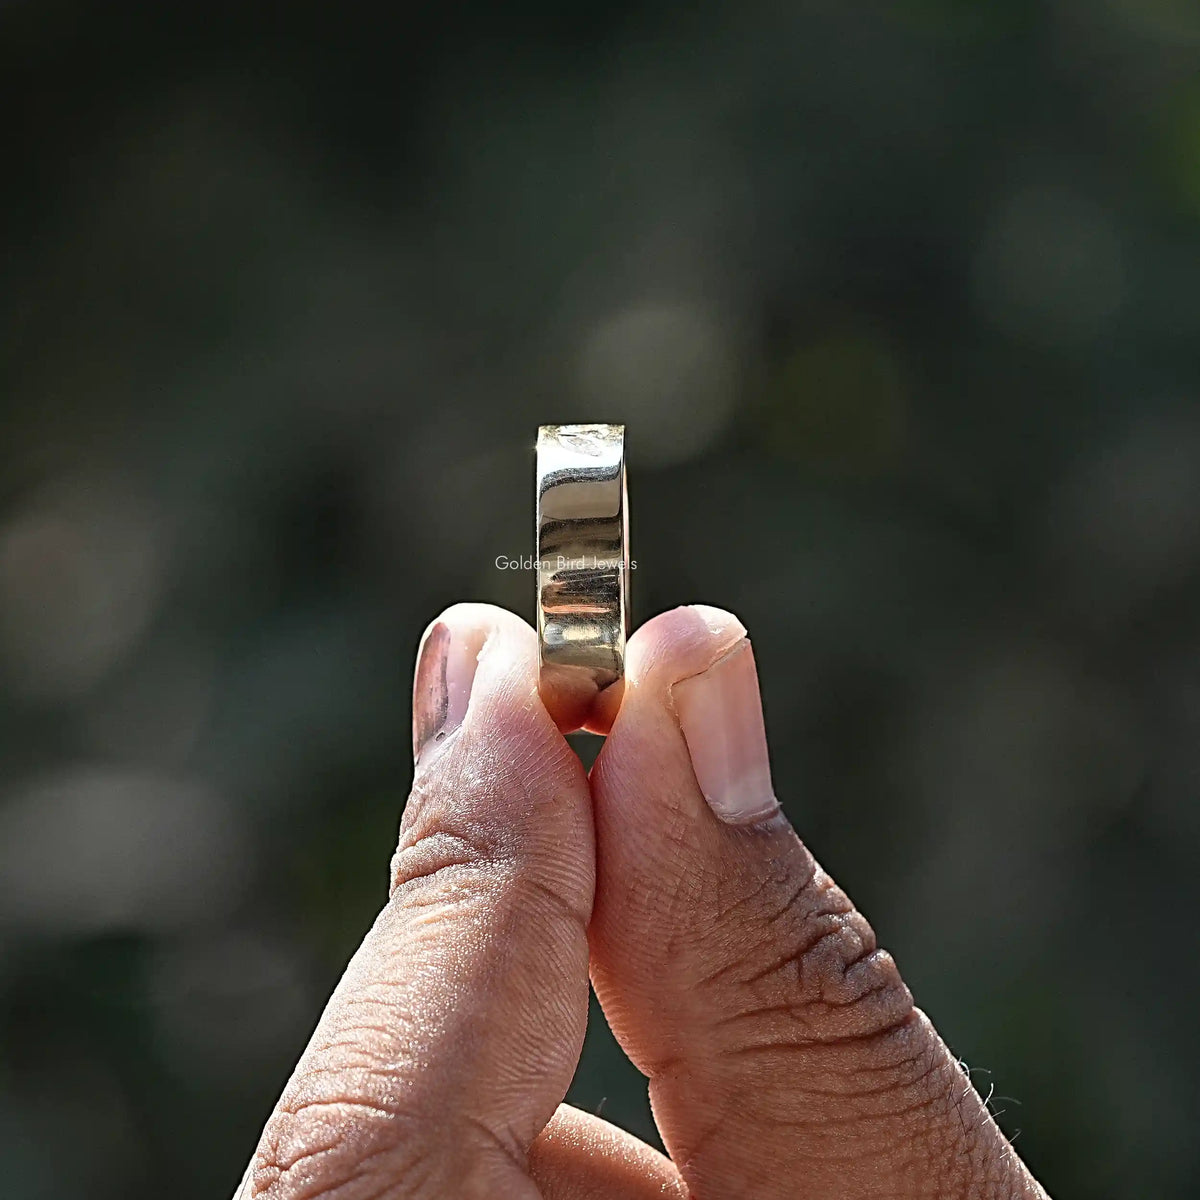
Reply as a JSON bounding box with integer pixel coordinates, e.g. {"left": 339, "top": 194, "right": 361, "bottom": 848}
{"left": 536, "top": 423, "right": 629, "bottom": 726}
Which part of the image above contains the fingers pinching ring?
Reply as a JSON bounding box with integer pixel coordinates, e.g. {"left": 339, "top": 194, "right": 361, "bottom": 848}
{"left": 536, "top": 423, "right": 629, "bottom": 726}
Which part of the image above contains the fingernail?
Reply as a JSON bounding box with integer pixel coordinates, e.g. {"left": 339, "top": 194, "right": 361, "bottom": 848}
{"left": 672, "top": 638, "right": 779, "bottom": 824}
{"left": 412, "top": 619, "right": 486, "bottom": 766}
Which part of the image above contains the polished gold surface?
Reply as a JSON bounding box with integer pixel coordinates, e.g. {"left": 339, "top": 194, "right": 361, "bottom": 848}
{"left": 536, "top": 423, "right": 628, "bottom": 722}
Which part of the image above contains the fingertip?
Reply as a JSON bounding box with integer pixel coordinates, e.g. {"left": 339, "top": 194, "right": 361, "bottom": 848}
{"left": 414, "top": 604, "right": 537, "bottom": 721}
{"left": 623, "top": 605, "right": 749, "bottom": 692}
{"left": 419, "top": 601, "right": 538, "bottom": 663}
{"left": 589, "top": 604, "right": 759, "bottom": 838}
{"left": 404, "top": 600, "right": 594, "bottom": 880}
{"left": 412, "top": 602, "right": 547, "bottom": 760}
{"left": 686, "top": 603, "right": 749, "bottom": 643}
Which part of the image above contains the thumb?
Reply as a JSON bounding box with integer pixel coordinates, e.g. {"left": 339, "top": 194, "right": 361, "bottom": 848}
{"left": 242, "top": 604, "right": 594, "bottom": 1199}
{"left": 589, "top": 605, "right": 1049, "bottom": 1199}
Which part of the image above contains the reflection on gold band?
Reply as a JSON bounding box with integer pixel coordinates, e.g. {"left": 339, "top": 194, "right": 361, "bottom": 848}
{"left": 536, "top": 423, "right": 629, "bottom": 713}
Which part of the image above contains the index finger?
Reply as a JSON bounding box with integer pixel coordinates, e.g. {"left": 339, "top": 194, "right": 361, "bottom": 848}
{"left": 239, "top": 604, "right": 595, "bottom": 1199}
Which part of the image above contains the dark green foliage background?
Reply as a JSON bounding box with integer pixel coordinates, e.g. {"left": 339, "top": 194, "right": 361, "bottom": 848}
{"left": 2, "top": 2, "right": 1199, "bottom": 1196}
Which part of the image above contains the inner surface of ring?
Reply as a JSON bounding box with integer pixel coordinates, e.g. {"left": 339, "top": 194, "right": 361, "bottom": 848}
{"left": 537, "top": 424, "right": 628, "bottom": 695}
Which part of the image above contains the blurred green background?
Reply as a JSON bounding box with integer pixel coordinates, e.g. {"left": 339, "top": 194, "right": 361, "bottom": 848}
{"left": 2, "top": 2, "right": 1200, "bottom": 1196}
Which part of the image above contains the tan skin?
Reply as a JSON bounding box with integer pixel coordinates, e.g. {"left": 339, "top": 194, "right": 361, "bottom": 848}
{"left": 235, "top": 603, "right": 1050, "bottom": 1199}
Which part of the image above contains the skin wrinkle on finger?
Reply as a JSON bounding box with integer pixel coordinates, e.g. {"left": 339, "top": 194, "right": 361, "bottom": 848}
{"left": 244, "top": 605, "right": 597, "bottom": 1200}
{"left": 256, "top": 895, "right": 580, "bottom": 1197}
{"left": 393, "top": 760, "right": 593, "bottom": 941}
{"left": 589, "top": 604, "right": 1050, "bottom": 1200}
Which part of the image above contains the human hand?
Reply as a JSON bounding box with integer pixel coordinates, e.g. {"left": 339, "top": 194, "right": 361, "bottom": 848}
{"left": 234, "top": 603, "right": 1049, "bottom": 1198}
